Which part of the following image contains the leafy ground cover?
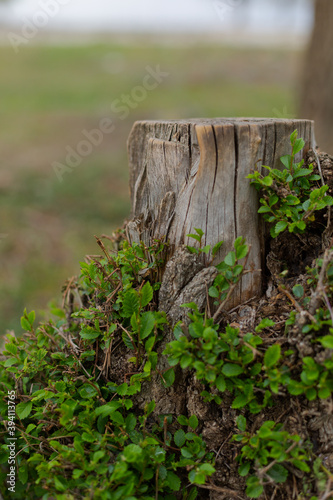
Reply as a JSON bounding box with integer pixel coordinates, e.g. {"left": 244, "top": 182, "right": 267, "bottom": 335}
{"left": 1, "top": 132, "right": 333, "bottom": 499}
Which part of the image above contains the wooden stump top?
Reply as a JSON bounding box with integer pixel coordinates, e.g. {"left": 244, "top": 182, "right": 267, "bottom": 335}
{"left": 127, "top": 118, "right": 315, "bottom": 307}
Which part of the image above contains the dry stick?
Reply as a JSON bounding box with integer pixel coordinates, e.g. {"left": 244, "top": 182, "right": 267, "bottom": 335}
{"left": 319, "top": 477, "right": 333, "bottom": 500}
{"left": 278, "top": 285, "right": 317, "bottom": 324}
{"left": 205, "top": 280, "right": 212, "bottom": 318}
{"left": 259, "top": 442, "right": 298, "bottom": 479}
{"left": 213, "top": 245, "right": 252, "bottom": 323}
{"left": 309, "top": 249, "right": 333, "bottom": 315}
{"left": 313, "top": 148, "right": 325, "bottom": 186}
{"left": 197, "top": 484, "right": 244, "bottom": 499}
{"left": 324, "top": 291, "right": 333, "bottom": 325}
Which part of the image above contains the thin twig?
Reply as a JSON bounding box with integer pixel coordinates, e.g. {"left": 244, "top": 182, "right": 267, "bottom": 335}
{"left": 259, "top": 442, "right": 298, "bottom": 478}
{"left": 278, "top": 285, "right": 317, "bottom": 324}
{"left": 205, "top": 280, "right": 212, "bottom": 318}
{"left": 313, "top": 148, "right": 325, "bottom": 186}
{"left": 213, "top": 245, "right": 252, "bottom": 323}
{"left": 309, "top": 249, "right": 333, "bottom": 315}
{"left": 197, "top": 484, "right": 244, "bottom": 499}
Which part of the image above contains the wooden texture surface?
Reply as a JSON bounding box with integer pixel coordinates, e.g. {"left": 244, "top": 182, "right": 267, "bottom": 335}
{"left": 127, "top": 118, "right": 316, "bottom": 307}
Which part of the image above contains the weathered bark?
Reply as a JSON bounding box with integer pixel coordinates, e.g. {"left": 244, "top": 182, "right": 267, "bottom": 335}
{"left": 127, "top": 118, "right": 315, "bottom": 311}
{"left": 299, "top": 0, "right": 333, "bottom": 153}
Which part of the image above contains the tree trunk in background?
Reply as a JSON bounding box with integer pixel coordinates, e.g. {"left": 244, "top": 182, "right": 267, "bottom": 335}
{"left": 300, "top": 0, "right": 333, "bottom": 154}
{"left": 127, "top": 118, "right": 315, "bottom": 314}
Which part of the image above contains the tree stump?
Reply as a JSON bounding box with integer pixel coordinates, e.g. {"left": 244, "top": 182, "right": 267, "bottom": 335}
{"left": 127, "top": 118, "right": 316, "bottom": 310}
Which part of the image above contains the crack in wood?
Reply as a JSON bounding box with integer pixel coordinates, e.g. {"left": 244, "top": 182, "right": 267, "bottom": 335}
{"left": 127, "top": 118, "right": 316, "bottom": 308}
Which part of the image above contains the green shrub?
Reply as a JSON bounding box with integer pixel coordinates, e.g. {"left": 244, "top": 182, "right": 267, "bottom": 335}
{"left": 1, "top": 132, "right": 333, "bottom": 499}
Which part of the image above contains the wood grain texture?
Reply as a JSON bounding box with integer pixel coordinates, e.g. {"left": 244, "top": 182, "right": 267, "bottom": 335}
{"left": 127, "top": 118, "right": 316, "bottom": 308}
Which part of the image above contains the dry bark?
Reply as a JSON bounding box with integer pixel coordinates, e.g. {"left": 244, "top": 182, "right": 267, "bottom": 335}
{"left": 127, "top": 118, "right": 315, "bottom": 311}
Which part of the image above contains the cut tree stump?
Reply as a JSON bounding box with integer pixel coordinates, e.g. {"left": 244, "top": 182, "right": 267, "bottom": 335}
{"left": 127, "top": 118, "right": 316, "bottom": 310}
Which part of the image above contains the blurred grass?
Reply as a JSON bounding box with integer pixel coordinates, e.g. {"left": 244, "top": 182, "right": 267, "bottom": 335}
{"left": 0, "top": 39, "right": 302, "bottom": 335}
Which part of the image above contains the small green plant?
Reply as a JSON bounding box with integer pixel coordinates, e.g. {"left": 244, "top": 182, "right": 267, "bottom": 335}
{"left": 186, "top": 227, "right": 223, "bottom": 259}
{"left": 233, "top": 416, "right": 312, "bottom": 498}
{"left": 247, "top": 130, "right": 333, "bottom": 238}
{"left": 2, "top": 130, "right": 333, "bottom": 499}
{"left": 0, "top": 237, "right": 215, "bottom": 499}
{"left": 208, "top": 236, "right": 249, "bottom": 307}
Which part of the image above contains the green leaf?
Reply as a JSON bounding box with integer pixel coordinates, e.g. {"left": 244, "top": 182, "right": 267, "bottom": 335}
{"left": 202, "top": 245, "right": 211, "bottom": 254}
{"left": 320, "top": 335, "right": 333, "bottom": 349}
{"left": 163, "top": 368, "right": 175, "bottom": 388}
{"left": 28, "top": 310, "right": 35, "bottom": 324}
{"left": 209, "top": 286, "right": 219, "bottom": 298}
{"left": 21, "top": 317, "right": 32, "bottom": 332}
{"left": 239, "top": 462, "right": 250, "bottom": 476}
{"left": 16, "top": 401, "right": 32, "bottom": 420}
{"left": 187, "top": 487, "right": 198, "bottom": 500}
{"left": 4, "top": 357, "right": 18, "bottom": 367}
{"left": 292, "top": 284, "right": 304, "bottom": 299}
{"left": 212, "top": 241, "right": 223, "bottom": 257}
{"left": 293, "top": 138, "right": 305, "bottom": 155}
{"left": 293, "top": 168, "right": 313, "bottom": 178}
{"left": 280, "top": 155, "right": 291, "bottom": 169}
{"left": 116, "top": 383, "right": 128, "bottom": 396}
{"left": 232, "top": 394, "right": 249, "bottom": 409}
{"left": 174, "top": 429, "right": 186, "bottom": 447}
{"left": 258, "top": 206, "right": 272, "bottom": 214}
{"left": 180, "top": 354, "right": 193, "bottom": 369}
{"left": 224, "top": 251, "right": 236, "bottom": 266}
{"left": 194, "top": 228, "right": 204, "bottom": 237}
{"left": 122, "top": 290, "right": 139, "bottom": 318}
{"left": 123, "top": 443, "right": 142, "bottom": 462}
{"left": 215, "top": 375, "right": 226, "bottom": 392}
{"left": 236, "top": 244, "right": 248, "bottom": 260}
{"left": 261, "top": 175, "right": 273, "bottom": 186}
{"left": 79, "top": 384, "right": 98, "bottom": 399}
{"left": 177, "top": 415, "right": 188, "bottom": 426}
{"left": 274, "top": 220, "right": 288, "bottom": 235}
{"left": 292, "top": 459, "right": 310, "bottom": 473}
{"left": 285, "top": 195, "right": 300, "bottom": 205}
{"left": 255, "top": 318, "right": 275, "bottom": 332}
{"left": 139, "top": 311, "right": 155, "bottom": 340}
{"left": 236, "top": 415, "right": 247, "bottom": 432}
{"left": 246, "top": 476, "right": 264, "bottom": 498}
{"left": 187, "top": 234, "right": 202, "bottom": 243}
{"left": 79, "top": 328, "right": 100, "bottom": 340}
{"left": 267, "top": 464, "right": 288, "bottom": 483}
{"left": 222, "top": 363, "right": 243, "bottom": 377}
{"left": 5, "top": 343, "right": 17, "bottom": 356}
{"left": 296, "top": 220, "right": 306, "bottom": 231}
{"left": 264, "top": 344, "right": 281, "bottom": 368}
{"left": 122, "top": 331, "right": 135, "bottom": 350}
{"left": 188, "top": 415, "right": 199, "bottom": 430}
{"left": 318, "top": 387, "right": 331, "bottom": 399}
{"left": 290, "top": 130, "right": 298, "bottom": 144}
{"left": 305, "top": 388, "right": 317, "bottom": 401}
{"left": 145, "top": 400, "right": 156, "bottom": 416}
{"left": 110, "top": 411, "right": 124, "bottom": 425}
{"left": 165, "top": 471, "right": 181, "bottom": 491}
{"left": 141, "top": 282, "right": 153, "bottom": 308}
{"left": 18, "top": 464, "right": 28, "bottom": 484}
{"left": 95, "top": 401, "right": 122, "bottom": 416}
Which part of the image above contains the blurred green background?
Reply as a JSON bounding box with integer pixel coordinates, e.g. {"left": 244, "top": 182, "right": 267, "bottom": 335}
{"left": 0, "top": 40, "right": 301, "bottom": 334}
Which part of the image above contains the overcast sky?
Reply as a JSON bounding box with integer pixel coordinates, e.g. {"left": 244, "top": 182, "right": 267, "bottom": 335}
{"left": 0, "top": 0, "right": 313, "bottom": 33}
